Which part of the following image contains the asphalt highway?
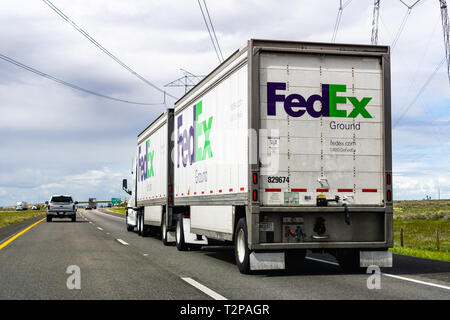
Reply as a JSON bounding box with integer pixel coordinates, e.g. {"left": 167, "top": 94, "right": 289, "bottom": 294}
{"left": 0, "top": 209, "right": 448, "bottom": 300}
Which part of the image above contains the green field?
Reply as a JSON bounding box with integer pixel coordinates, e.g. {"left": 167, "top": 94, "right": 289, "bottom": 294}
{"left": 0, "top": 210, "right": 46, "bottom": 229}
{"left": 392, "top": 200, "right": 450, "bottom": 262}
{"left": 108, "top": 207, "right": 126, "bottom": 214}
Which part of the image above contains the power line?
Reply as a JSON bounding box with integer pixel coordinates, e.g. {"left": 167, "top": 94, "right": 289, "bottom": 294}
{"left": 392, "top": 0, "right": 422, "bottom": 49}
{"left": 0, "top": 53, "right": 164, "bottom": 106}
{"left": 197, "top": 0, "right": 222, "bottom": 63}
{"left": 331, "top": 0, "right": 352, "bottom": 43}
{"left": 41, "top": 0, "right": 177, "bottom": 101}
{"left": 203, "top": 0, "right": 223, "bottom": 61}
{"left": 393, "top": 57, "right": 445, "bottom": 128}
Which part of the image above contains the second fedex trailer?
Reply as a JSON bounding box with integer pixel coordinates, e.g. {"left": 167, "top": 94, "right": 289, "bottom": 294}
{"left": 124, "top": 39, "right": 393, "bottom": 274}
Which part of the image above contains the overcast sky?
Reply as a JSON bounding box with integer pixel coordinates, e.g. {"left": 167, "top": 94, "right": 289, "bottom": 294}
{"left": 0, "top": 0, "right": 449, "bottom": 205}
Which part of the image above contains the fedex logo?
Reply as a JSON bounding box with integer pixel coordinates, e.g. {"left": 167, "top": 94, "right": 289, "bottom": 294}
{"left": 177, "top": 100, "right": 213, "bottom": 168}
{"left": 138, "top": 139, "right": 154, "bottom": 182}
{"left": 267, "top": 82, "right": 373, "bottom": 118}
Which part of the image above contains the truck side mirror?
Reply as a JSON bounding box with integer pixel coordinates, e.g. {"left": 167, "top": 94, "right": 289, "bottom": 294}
{"left": 122, "top": 179, "right": 128, "bottom": 189}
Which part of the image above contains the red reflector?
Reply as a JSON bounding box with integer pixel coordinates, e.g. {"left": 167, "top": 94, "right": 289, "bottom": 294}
{"left": 316, "top": 188, "right": 329, "bottom": 192}
{"left": 240, "top": 187, "right": 245, "bottom": 191}
{"left": 252, "top": 190, "right": 258, "bottom": 201}
{"left": 338, "top": 189, "right": 353, "bottom": 192}
{"left": 229, "top": 188, "right": 233, "bottom": 192}
{"left": 252, "top": 173, "right": 258, "bottom": 184}
{"left": 168, "top": 196, "right": 172, "bottom": 202}
{"left": 387, "top": 190, "right": 392, "bottom": 201}
{"left": 362, "top": 189, "right": 377, "bottom": 192}
{"left": 291, "top": 188, "right": 307, "bottom": 192}
{"left": 168, "top": 185, "right": 172, "bottom": 192}
{"left": 265, "top": 188, "right": 281, "bottom": 192}
{"left": 219, "top": 189, "right": 222, "bottom": 193}
{"left": 387, "top": 174, "right": 391, "bottom": 186}
{"left": 210, "top": 190, "right": 213, "bottom": 194}
{"left": 201, "top": 191, "right": 205, "bottom": 194}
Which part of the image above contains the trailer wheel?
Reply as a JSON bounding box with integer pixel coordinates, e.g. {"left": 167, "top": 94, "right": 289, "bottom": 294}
{"left": 234, "top": 218, "right": 250, "bottom": 274}
{"left": 126, "top": 214, "right": 134, "bottom": 231}
{"left": 137, "top": 212, "right": 142, "bottom": 236}
{"left": 176, "top": 215, "right": 189, "bottom": 251}
{"left": 161, "top": 213, "right": 170, "bottom": 246}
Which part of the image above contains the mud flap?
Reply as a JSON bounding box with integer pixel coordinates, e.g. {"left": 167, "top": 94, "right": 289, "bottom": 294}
{"left": 166, "top": 231, "right": 176, "bottom": 243}
{"left": 250, "top": 252, "right": 285, "bottom": 271}
{"left": 360, "top": 250, "right": 393, "bottom": 267}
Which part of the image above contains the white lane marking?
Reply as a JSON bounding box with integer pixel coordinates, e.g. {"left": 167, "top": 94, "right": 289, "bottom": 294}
{"left": 97, "top": 227, "right": 103, "bottom": 231}
{"left": 306, "top": 256, "right": 339, "bottom": 266}
{"left": 181, "top": 277, "right": 227, "bottom": 300}
{"left": 116, "top": 239, "right": 129, "bottom": 246}
{"left": 89, "top": 222, "right": 92, "bottom": 224}
{"left": 381, "top": 273, "right": 450, "bottom": 291}
{"left": 306, "top": 256, "right": 450, "bottom": 291}
{"left": 143, "top": 254, "right": 148, "bottom": 256}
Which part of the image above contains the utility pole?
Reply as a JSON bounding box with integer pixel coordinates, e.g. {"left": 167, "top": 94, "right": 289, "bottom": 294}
{"left": 439, "top": 0, "right": 450, "bottom": 83}
{"left": 371, "top": 0, "right": 381, "bottom": 45}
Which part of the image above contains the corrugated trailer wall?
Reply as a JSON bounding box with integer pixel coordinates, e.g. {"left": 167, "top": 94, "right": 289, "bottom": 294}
{"left": 259, "top": 52, "right": 384, "bottom": 206}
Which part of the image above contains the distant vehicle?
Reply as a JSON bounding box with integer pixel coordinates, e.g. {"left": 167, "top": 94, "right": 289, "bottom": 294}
{"left": 31, "top": 205, "right": 38, "bottom": 210}
{"left": 88, "top": 198, "right": 97, "bottom": 209}
{"left": 46, "top": 195, "right": 78, "bottom": 222}
{"left": 16, "top": 201, "right": 28, "bottom": 211}
{"left": 85, "top": 206, "right": 92, "bottom": 210}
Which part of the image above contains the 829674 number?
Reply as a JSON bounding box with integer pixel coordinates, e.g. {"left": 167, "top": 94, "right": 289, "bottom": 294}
{"left": 267, "top": 176, "right": 289, "bottom": 183}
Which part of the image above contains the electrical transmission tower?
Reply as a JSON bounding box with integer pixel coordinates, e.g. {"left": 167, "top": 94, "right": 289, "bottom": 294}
{"left": 164, "top": 69, "right": 205, "bottom": 94}
{"left": 440, "top": 0, "right": 450, "bottom": 83}
{"left": 371, "top": 0, "right": 381, "bottom": 45}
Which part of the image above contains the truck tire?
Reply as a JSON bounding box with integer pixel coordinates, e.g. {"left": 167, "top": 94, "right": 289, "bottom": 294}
{"left": 176, "top": 215, "right": 189, "bottom": 251}
{"left": 234, "top": 218, "right": 251, "bottom": 274}
{"left": 72, "top": 216, "right": 76, "bottom": 222}
{"left": 161, "top": 213, "right": 170, "bottom": 246}
{"left": 46, "top": 216, "right": 52, "bottom": 222}
{"left": 337, "top": 249, "right": 364, "bottom": 273}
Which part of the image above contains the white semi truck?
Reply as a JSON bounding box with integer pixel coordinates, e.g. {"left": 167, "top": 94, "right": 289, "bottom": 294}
{"left": 123, "top": 39, "right": 393, "bottom": 273}
{"left": 16, "top": 201, "right": 28, "bottom": 211}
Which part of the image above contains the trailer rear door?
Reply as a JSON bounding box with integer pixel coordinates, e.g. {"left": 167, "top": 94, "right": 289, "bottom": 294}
{"left": 259, "top": 52, "right": 384, "bottom": 206}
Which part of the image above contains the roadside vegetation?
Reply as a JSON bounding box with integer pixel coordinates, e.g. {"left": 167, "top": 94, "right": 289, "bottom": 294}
{"left": 0, "top": 210, "right": 46, "bottom": 229}
{"left": 392, "top": 200, "right": 450, "bottom": 262}
{"left": 108, "top": 207, "right": 126, "bottom": 214}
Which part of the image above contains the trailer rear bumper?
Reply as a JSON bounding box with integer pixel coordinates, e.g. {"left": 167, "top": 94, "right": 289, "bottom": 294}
{"left": 250, "top": 241, "right": 390, "bottom": 250}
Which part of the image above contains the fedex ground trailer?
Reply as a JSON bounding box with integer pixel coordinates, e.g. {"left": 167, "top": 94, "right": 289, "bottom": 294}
{"left": 124, "top": 39, "right": 393, "bottom": 274}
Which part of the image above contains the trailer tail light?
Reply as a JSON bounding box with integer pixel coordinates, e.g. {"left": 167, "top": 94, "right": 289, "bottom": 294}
{"left": 252, "top": 190, "right": 258, "bottom": 201}
{"left": 168, "top": 195, "right": 172, "bottom": 202}
{"left": 252, "top": 173, "right": 258, "bottom": 184}
{"left": 48, "top": 204, "right": 50, "bottom": 210}
{"left": 387, "top": 190, "right": 392, "bottom": 202}
{"left": 168, "top": 185, "right": 172, "bottom": 192}
{"left": 386, "top": 173, "right": 391, "bottom": 186}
